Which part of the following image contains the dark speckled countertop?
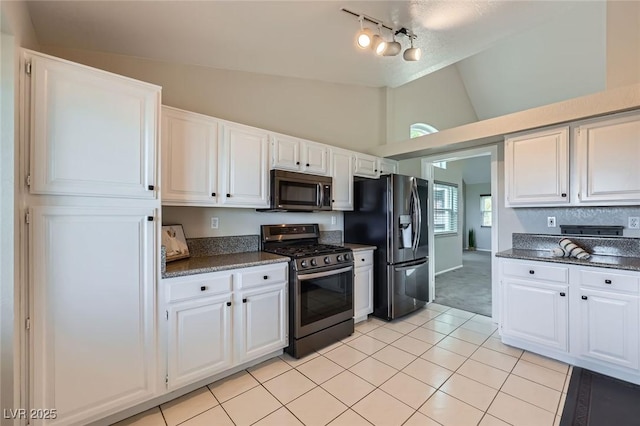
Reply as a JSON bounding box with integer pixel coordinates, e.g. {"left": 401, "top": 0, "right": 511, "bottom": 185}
{"left": 496, "top": 249, "right": 640, "bottom": 272}
{"left": 163, "top": 251, "right": 289, "bottom": 279}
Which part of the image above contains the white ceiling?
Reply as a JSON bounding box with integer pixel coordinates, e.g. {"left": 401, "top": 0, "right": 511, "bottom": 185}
{"left": 25, "top": 1, "right": 581, "bottom": 88}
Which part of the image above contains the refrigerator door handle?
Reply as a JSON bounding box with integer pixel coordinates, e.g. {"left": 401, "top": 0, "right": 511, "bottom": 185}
{"left": 394, "top": 258, "right": 428, "bottom": 272}
{"left": 415, "top": 180, "right": 423, "bottom": 252}
{"left": 411, "top": 181, "right": 420, "bottom": 253}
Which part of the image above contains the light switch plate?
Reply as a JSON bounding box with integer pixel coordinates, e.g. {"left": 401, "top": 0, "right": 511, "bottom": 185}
{"left": 210, "top": 217, "right": 219, "bottom": 229}
{"left": 629, "top": 217, "right": 639, "bottom": 229}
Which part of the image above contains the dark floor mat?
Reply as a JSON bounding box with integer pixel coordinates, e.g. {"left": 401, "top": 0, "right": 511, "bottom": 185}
{"left": 561, "top": 367, "right": 640, "bottom": 426}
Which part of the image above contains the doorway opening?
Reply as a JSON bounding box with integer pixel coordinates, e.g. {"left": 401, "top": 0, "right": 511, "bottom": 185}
{"left": 421, "top": 146, "right": 499, "bottom": 320}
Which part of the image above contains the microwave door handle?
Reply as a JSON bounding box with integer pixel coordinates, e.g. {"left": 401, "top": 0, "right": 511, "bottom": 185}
{"left": 316, "top": 183, "right": 322, "bottom": 207}
{"left": 318, "top": 183, "right": 324, "bottom": 208}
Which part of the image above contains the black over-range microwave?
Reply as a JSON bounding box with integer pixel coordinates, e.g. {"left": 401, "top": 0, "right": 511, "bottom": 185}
{"left": 263, "top": 169, "right": 332, "bottom": 212}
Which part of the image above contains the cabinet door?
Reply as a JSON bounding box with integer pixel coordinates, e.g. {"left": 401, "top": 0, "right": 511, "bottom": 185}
{"left": 167, "top": 295, "right": 233, "bottom": 390}
{"left": 331, "top": 149, "right": 354, "bottom": 211}
{"left": 379, "top": 158, "right": 398, "bottom": 175}
{"left": 236, "top": 284, "right": 287, "bottom": 363}
{"left": 577, "top": 113, "right": 640, "bottom": 203}
{"left": 578, "top": 288, "right": 639, "bottom": 369}
{"left": 354, "top": 265, "right": 374, "bottom": 322}
{"left": 28, "top": 53, "right": 159, "bottom": 199}
{"left": 220, "top": 123, "right": 269, "bottom": 207}
{"left": 354, "top": 154, "right": 379, "bottom": 178}
{"left": 161, "top": 107, "right": 218, "bottom": 205}
{"left": 502, "top": 278, "right": 568, "bottom": 351}
{"left": 271, "top": 134, "right": 301, "bottom": 171}
{"left": 303, "top": 142, "right": 329, "bottom": 175}
{"left": 30, "top": 206, "right": 156, "bottom": 425}
{"left": 504, "top": 127, "right": 569, "bottom": 206}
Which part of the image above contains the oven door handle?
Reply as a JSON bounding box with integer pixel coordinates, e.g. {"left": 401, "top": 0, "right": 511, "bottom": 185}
{"left": 297, "top": 266, "right": 353, "bottom": 281}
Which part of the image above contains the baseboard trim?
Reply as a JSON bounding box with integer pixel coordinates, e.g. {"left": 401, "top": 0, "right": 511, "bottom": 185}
{"left": 435, "top": 265, "right": 463, "bottom": 276}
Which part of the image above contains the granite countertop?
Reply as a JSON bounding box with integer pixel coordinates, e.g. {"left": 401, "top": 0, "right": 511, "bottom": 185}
{"left": 343, "top": 243, "right": 377, "bottom": 252}
{"left": 163, "top": 251, "right": 290, "bottom": 279}
{"left": 496, "top": 249, "right": 640, "bottom": 272}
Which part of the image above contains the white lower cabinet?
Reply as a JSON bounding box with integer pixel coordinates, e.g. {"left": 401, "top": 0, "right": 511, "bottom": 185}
{"left": 236, "top": 284, "right": 287, "bottom": 362}
{"left": 500, "top": 258, "right": 640, "bottom": 384}
{"left": 577, "top": 288, "right": 639, "bottom": 370}
{"left": 164, "top": 262, "right": 288, "bottom": 389}
{"left": 353, "top": 249, "right": 374, "bottom": 323}
{"left": 502, "top": 278, "right": 568, "bottom": 351}
{"left": 30, "top": 206, "right": 158, "bottom": 426}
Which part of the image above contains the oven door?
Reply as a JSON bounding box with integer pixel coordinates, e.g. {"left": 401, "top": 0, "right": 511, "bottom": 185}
{"left": 294, "top": 265, "right": 354, "bottom": 338}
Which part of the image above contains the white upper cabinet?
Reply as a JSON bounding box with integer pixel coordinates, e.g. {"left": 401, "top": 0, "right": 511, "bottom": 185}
{"left": 379, "top": 158, "right": 399, "bottom": 175}
{"left": 330, "top": 148, "right": 354, "bottom": 211}
{"left": 576, "top": 112, "right": 640, "bottom": 204}
{"left": 161, "top": 106, "right": 219, "bottom": 205}
{"left": 219, "top": 122, "right": 270, "bottom": 207}
{"left": 354, "top": 153, "right": 380, "bottom": 178}
{"left": 504, "top": 126, "right": 569, "bottom": 207}
{"left": 271, "top": 134, "right": 329, "bottom": 176}
{"left": 26, "top": 51, "right": 160, "bottom": 199}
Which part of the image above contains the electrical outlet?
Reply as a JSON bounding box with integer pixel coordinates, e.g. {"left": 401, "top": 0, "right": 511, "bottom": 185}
{"left": 629, "top": 217, "right": 640, "bottom": 229}
{"left": 331, "top": 215, "right": 337, "bottom": 225}
{"left": 547, "top": 217, "right": 556, "bottom": 228}
{"left": 210, "top": 217, "right": 219, "bottom": 229}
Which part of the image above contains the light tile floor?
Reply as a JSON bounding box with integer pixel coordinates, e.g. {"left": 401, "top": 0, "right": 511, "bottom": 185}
{"left": 114, "top": 304, "right": 571, "bottom": 426}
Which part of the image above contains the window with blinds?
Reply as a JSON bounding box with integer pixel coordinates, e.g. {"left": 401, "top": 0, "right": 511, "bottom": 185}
{"left": 433, "top": 182, "right": 458, "bottom": 234}
{"left": 480, "top": 194, "right": 492, "bottom": 227}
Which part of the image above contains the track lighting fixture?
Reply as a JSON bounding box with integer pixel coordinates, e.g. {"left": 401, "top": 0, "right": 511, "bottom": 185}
{"left": 342, "top": 8, "right": 421, "bottom": 61}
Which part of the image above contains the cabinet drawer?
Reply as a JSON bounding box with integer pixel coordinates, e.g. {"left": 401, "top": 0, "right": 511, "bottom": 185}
{"left": 579, "top": 269, "right": 639, "bottom": 294}
{"left": 237, "top": 263, "right": 288, "bottom": 289}
{"left": 502, "top": 261, "right": 568, "bottom": 283}
{"left": 355, "top": 250, "right": 374, "bottom": 268}
{"left": 166, "top": 273, "right": 233, "bottom": 303}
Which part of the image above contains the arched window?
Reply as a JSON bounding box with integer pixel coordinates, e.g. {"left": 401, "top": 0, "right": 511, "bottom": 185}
{"left": 410, "top": 123, "right": 438, "bottom": 138}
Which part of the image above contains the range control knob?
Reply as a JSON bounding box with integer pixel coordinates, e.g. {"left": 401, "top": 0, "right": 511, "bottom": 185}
{"left": 324, "top": 256, "right": 331, "bottom": 264}
{"left": 300, "top": 260, "right": 308, "bottom": 268}
{"left": 310, "top": 259, "right": 318, "bottom": 266}
{"left": 337, "top": 254, "right": 343, "bottom": 262}
{"left": 344, "top": 253, "right": 350, "bottom": 261}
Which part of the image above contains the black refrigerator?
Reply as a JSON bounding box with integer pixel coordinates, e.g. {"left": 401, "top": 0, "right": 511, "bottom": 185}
{"left": 344, "top": 174, "right": 429, "bottom": 320}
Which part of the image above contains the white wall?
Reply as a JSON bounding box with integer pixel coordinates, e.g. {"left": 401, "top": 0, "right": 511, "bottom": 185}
{"left": 433, "top": 163, "right": 463, "bottom": 274}
{"left": 456, "top": 1, "right": 607, "bottom": 120}
{"left": 606, "top": 0, "right": 640, "bottom": 89}
{"left": 39, "top": 46, "right": 385, "bottom": 154}
{"left": 386, "top": 64, "right": 478, "bottom": 144}
{"left": 0, "top": 0, "right": 40, "bottom": 421}
{"left": 465, "top": 183, "right": 492, "bottom": 251}
{"left": 162, "top": 207, "right": 343, "bottom": 239}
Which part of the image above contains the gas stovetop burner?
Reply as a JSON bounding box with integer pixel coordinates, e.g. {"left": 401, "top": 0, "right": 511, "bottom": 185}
{"left": 261, "top": 224, "right": 353, "bottom": 271}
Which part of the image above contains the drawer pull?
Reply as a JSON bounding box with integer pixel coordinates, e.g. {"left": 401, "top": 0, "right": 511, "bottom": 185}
{"left": 559, "top": 292, "right": 566, "bottom": 297}
{"left": 605, "top": 279, "right": 612, "bottom": 284}
{"left": 263, "top": 275, "right": 268, "bottom": 280}
{"left": 226, "top": 301, "right": 231, "bottom": 307}
{"left": 561, "top": 193, "right": 567, "bottom": 197}
{"left": 243, "top": 298, "right": 248, "bottom": 303}
{"left": 200, "top": 286, "right": 207, "bottom": 291}
{"left": 361, "top": 258, "right": 365, "bottom": 262}
{"left": 582, "top": 295, "right": 588, "bottom": 300}
{"left": 529, "top": 270, "right": 535, "bottom": 275}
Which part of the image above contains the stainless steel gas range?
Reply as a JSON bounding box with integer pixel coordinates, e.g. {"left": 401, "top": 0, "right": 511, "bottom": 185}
{"left": 261, "top": 224, "right": 354, "bottom": 358}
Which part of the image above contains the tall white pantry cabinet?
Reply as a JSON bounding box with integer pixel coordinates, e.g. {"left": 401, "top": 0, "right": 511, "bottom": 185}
{"left": 20, "top": 50, "right": 162, "bottom": 425}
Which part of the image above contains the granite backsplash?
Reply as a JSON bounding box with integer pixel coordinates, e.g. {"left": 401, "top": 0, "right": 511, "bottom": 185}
{"left": 512, "top": 233, "right": 640, "bottom": 257}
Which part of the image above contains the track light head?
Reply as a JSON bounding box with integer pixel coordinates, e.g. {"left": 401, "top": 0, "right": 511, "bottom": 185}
{"left": 382, "top": 41, "right": 402, "bottom": 56}
{"left": 403, "top": 37, "right": 421, "bottom": 61}
{"left": 356, "top": 28, "right": 374, "bottom": 48}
